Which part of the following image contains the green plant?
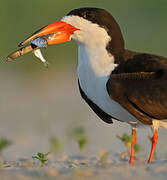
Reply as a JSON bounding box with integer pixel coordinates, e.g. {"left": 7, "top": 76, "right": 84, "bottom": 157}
{"left": 117, "top": 133, "right": 132, "bottom": 154}
{"left": 70, "top": 126, "right": 88, "bottom": 151}
{"left": 133, "top": 144, "right": 140, "bottom": 153}
{"left": 0, "top": 138, "right": 12, "bottom": 154}
{"left": 78, "top": 136, "right": 88, "bottom": 151}
{"left": 117, "top": 133, "right": 140, "bottom": 154}
{"left": 99, "top": 150, "right": 108, "bottom": 164}
{"left": 0, "top": 138, "right": 12, "bottom": 166}
{"left": 50, "top": 137, "right": 62, "bottom": 153}
{"left": 32, "top": 152, "right": 50, "bottom": 166}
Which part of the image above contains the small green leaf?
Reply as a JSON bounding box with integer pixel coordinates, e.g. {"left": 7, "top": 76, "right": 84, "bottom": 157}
{"left": 78, "top": 137, "right": 88, "bottom": 151}
{"left": 117, "top": 133, "right": 141, "bottom": 155}
{"left": 32, "top": 152, "right": 50, "bottom": 166}
{"left": 50, "top": 137, "right": 61, "bottom": 153}
{"left": 117, "top": 134, "right": 133, "bottom": 143}
{"left": 99, "top": 150, "right": 108, "bottom": 164}
{"left": 69, "top": 126, "right": 88, "bottom": 152}
{"left": 38, "top": 152, "right": 44, "bottom": 159}
{"left": 0, "top": 138, "right": 12, "bottom": 153}
{"left": 133, "top": 144, "right": 140, "bottom": 153}
{"left": 70, "top": 126, "right": 86, "bottom": 139}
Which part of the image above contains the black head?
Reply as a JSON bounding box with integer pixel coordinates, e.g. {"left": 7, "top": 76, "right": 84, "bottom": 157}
{"left": 67, "top": 8, "right": 125, "bottom": 62}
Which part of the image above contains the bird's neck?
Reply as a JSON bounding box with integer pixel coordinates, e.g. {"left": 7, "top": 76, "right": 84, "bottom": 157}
{"left": 77, "top": 43, "right": 117, "bottom": 78}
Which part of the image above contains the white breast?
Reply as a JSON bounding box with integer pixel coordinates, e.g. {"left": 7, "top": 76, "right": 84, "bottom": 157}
{"left": 77, "top": 43, "right": 138, "bottom": 123}
{"left": 61, "top": 15, "right": 138, "bottom": 124}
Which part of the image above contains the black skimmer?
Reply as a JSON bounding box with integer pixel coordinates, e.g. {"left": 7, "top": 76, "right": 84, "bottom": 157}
{"left": 7, "top": 8, "right": 167, "bottom": 164}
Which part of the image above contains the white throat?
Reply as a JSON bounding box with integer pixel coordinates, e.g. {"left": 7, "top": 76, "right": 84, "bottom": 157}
{"left": 62, "top": 15, "right": 116, "bottom": 76}
{"left": 77, "top": 40, "right": 116, "bottom": 103}
{"left": 78, "top": 43, "right": 116, "bottom": 77}
{"left": 77, "top": 42, "right": 115, "bottom": 107}
{"left": 62, "top": 15, "right": 138, "bottom": 123}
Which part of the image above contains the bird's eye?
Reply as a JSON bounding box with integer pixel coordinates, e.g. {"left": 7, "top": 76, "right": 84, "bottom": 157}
{"left": 83, "top": 11, "right": 92, "bottom": 19}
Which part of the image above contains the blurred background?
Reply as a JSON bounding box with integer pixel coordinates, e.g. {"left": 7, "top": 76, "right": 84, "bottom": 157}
{"left": 0, "top": 0, "right": 167, "bottom": 160}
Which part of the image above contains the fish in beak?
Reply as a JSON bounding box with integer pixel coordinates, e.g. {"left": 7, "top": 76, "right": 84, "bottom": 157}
{"left": 6, "top": 21, "right": 79, "bottom": 66}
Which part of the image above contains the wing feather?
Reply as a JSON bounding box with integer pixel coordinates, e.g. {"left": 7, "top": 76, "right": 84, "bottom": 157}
{"left": 107, "top": 53, "right": 167, "bottom": 124}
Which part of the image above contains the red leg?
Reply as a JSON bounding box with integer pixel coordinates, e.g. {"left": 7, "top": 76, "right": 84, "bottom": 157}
{"left": 129, "top": 127, "right": 137, "bottom": 164}
{"left": 148, "top": 129, "right": 158, "bottom": 163}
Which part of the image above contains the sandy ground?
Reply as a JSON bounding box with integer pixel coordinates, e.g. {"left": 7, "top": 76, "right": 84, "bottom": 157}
{"left": 1, "top": 157, "right": 167, "bottom": 180}
{"left": 0, "top": 68, "right": 167, "bottom": 179}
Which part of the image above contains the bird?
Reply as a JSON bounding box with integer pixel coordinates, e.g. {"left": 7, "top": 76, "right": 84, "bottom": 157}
{"left": 7, "top": 7, "right": 167, "bottom": 164}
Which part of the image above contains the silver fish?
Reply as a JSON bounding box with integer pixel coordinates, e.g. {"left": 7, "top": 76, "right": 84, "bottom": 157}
{"left": 31, "top": 37, "right": 47, "bottom": 48}
{"left": 33, "top": 49, "right": 49, "bottom": 67}
{"left": 6, "top": 37, "right": 49, "bottom": 67}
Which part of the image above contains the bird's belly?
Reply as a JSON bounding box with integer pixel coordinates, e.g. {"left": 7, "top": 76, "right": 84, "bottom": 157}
{"left": 78, "top": 75, "right": 138, "bottom": 124}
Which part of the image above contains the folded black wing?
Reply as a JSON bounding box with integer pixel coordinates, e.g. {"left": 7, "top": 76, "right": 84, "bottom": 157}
{"left": 106, "top": 53, "right": 167, "bottom": 125}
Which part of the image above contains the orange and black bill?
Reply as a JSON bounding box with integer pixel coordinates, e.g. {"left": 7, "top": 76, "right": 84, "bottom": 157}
{"left": 6, "top": 45, "right": 39, "bottom": 62}
{"left": 6, "top": 21, "right": 79, "bottom": 61}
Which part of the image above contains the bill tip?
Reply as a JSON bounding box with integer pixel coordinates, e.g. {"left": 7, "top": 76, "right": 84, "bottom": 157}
{"left": 6, "top": 56, "right": 12, "bottom": 62}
